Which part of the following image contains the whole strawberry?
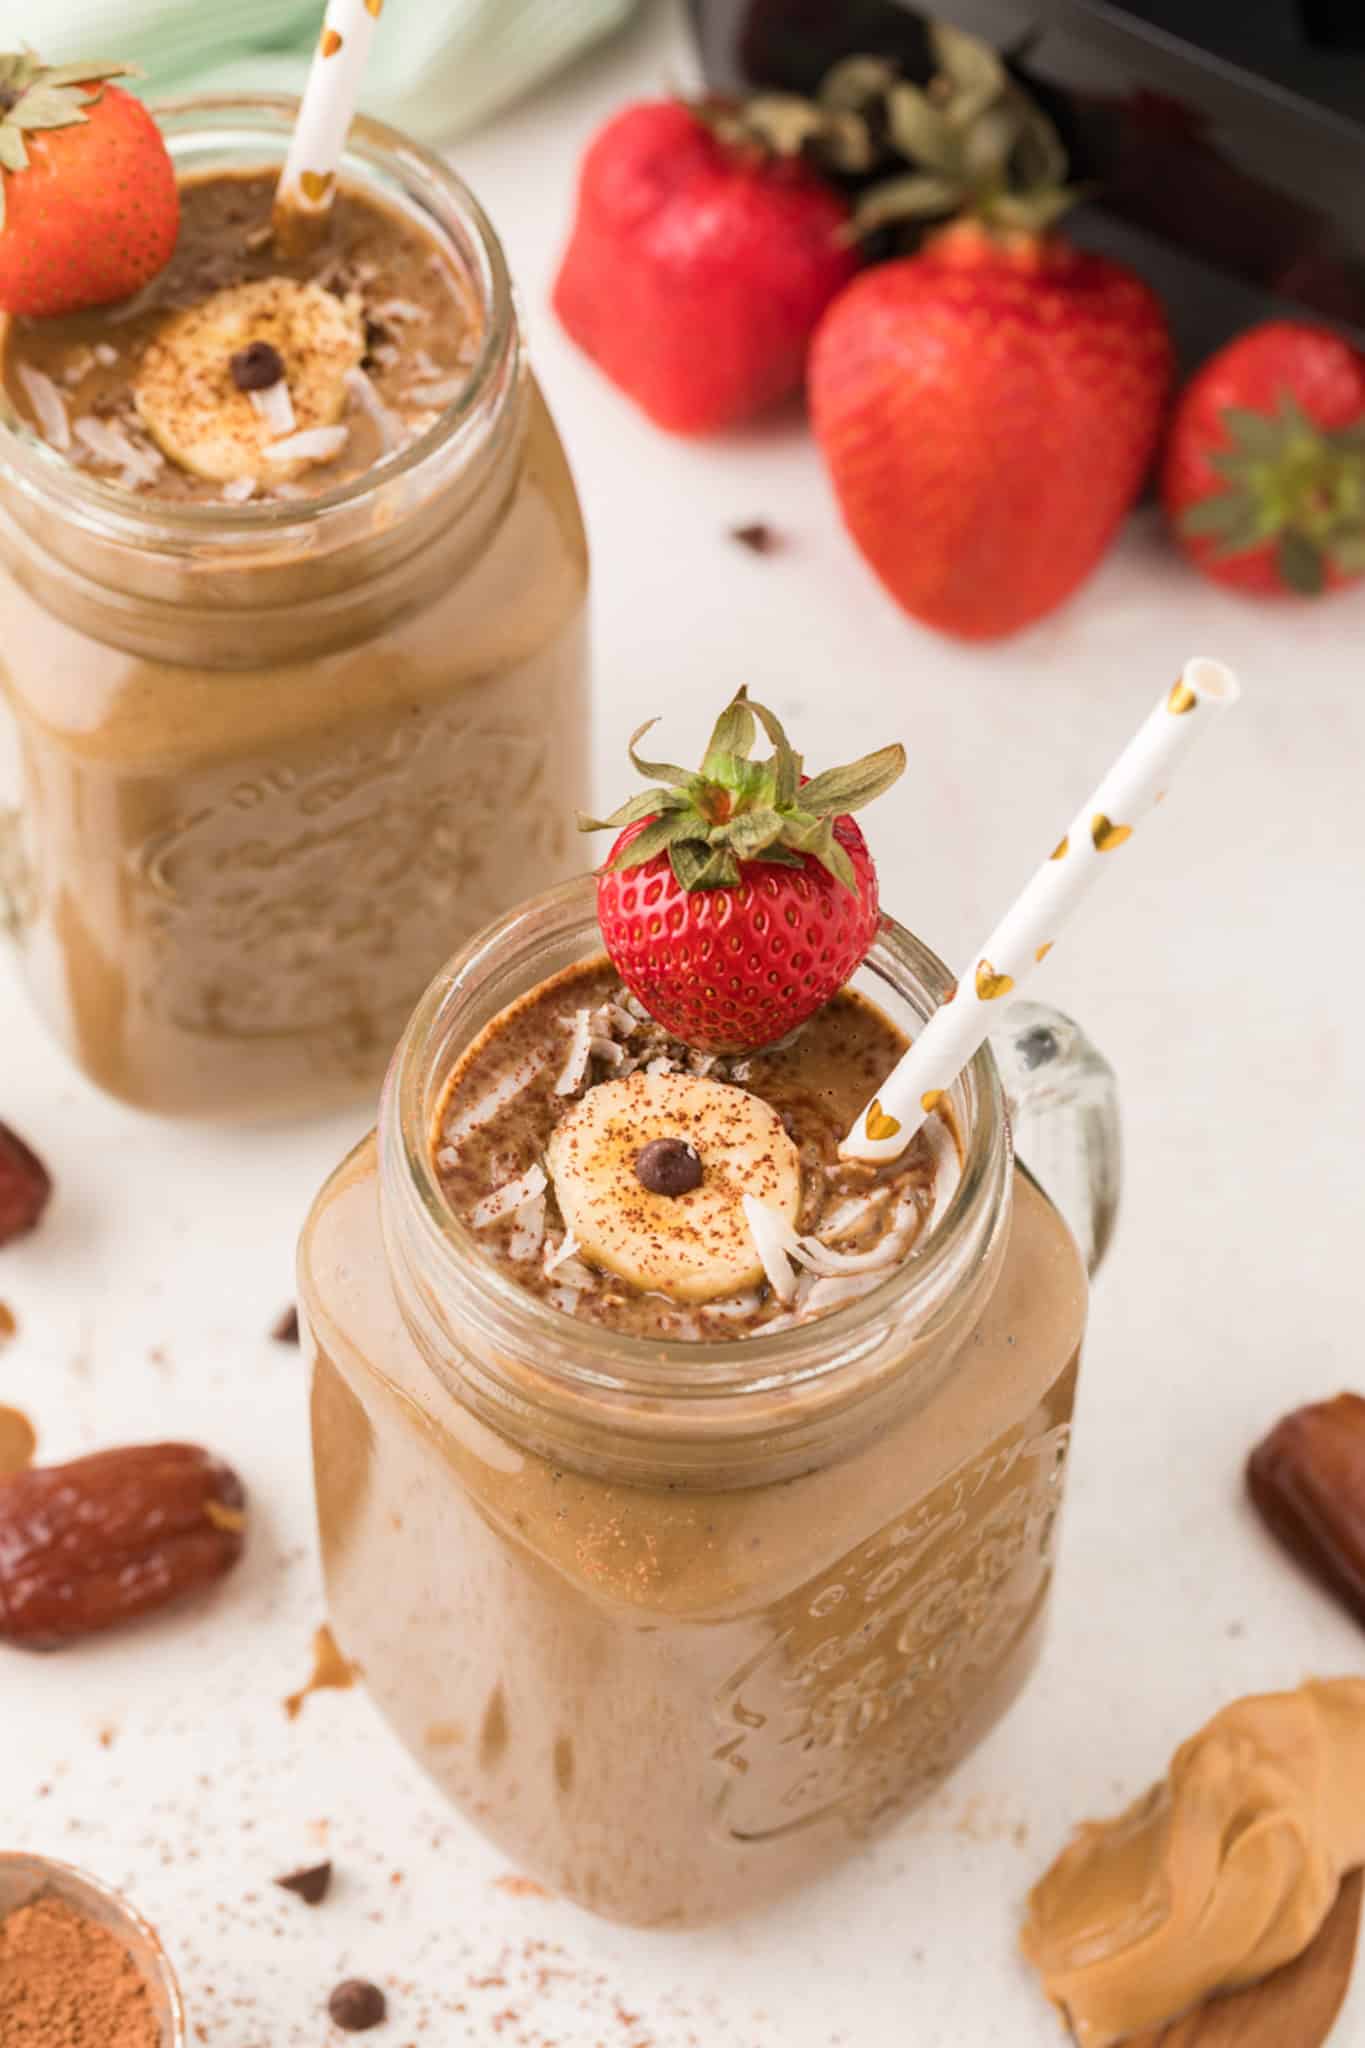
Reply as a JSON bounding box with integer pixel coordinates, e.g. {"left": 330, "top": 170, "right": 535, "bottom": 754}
{"left": 807, "top": 34, "right": 1172, "bottom": 641}
{"left": 0, "top": 53, "right": 179, "bottom": 318}
{"left": 580, "top": 690, "right": 904, "bottom": 1052}
{"left": 1162, "top": 320, "right": 1365, "bottom": 597}
{"left": 553, "top": 99, "right": 859, "bottom": 435}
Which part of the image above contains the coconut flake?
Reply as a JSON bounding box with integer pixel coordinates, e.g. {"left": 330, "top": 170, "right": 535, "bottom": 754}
{"left": 507, "top": 1193, "right": 547, "bottom": 1264}
{"left": 405, "top": 377, "right": 464, "bottom": 409}
{"left": 221, "top": 475, "right": 258, "bottom": 503}
{"left": 72, "top": 415, "right": 162, "bottom": 483}
{"left": 645, "top": 1055, "right": 677, "bottom": 1077}
{"left": 555, "top": 1009, "right": 593, "bottom": 1096}
{"left": 729, "top": 1059, "right": 753, "bottom": 1083}
{"left": 249, "top": 379, "right": 297, "bottom": 438}
{"left": 542, "top": 1231, "right": 581, "bottom": 1276}
{"left": 470, "top": 1162, "right": 547, "bottom": 1230}
{"left": 92, "top": 342, "right": 118, "bottom": 368}
{"left": 18, "top": 365, "right": 71, "bottom": 451}
{"left": 701, "top": 1290, "right": 762, "bottom": 1321}
{"left": 263, "top": 424, "right": 348, "bottom": 466}
{"left": 816, "top": 1187, "right": 895, "bottom": 1244}
{"left": 800, "top": 1273, "right": 886, "bottom": 1316}
{"left": 793, "top": 1196, "right": 919, "bottom": 1277}
{"left": 344, "top": 365, "right": 398, "bottom": 455}
{"left": 442, "top": 1050, "right": 548, "bottom": 1146}
{"left": 606, "top": 1003, "right": 639, "bottom": 1038}
{"left": 687, "top": 1051, "right": 717, "bottom": 1078}
{"left": 371, "top": 297, "right": 428, "bottom": 325}
{"left": 588, "top": 1034, "right": 624, "bottom": 1067}
{"left": 547, "top": 1284, "right": 582, "bottom": 1316}
{"left": 742, "top": 1196, "right": 799, "bottom": 1304}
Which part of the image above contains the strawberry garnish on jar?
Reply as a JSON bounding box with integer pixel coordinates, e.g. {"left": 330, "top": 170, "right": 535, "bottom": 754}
{"left": 579, "top": 690, "right": 904, "bottom": 1053}
{"left": 0, "top": 51, "right": 179, "bottom": 318}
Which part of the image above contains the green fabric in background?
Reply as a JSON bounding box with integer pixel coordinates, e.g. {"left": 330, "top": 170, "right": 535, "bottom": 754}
{"left": 10, "top": 0, "right": 639, "bottom": 142}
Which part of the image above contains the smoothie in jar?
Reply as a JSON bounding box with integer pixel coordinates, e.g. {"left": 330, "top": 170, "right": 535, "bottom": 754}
{"left": 300, "top": 700, "right": 1112, "bottom": 1925}
{"left": 0, "top": 94, "right": 588, "bottom": 1116}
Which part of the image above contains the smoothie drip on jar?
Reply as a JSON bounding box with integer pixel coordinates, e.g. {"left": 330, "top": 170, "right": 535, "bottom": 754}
{"left": 1, "top": 169, "right": 483, "bottom": 502}
{"left": 431, "top": 957, "right": 956, "bottom": 1340}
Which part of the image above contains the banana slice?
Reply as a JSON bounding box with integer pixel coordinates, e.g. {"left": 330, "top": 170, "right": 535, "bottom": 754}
{"left": 546, "top": 1071, "right": 801, "bottom": 1304}
{"left": 134, "top": 277, "right": 364, "bottom": 483}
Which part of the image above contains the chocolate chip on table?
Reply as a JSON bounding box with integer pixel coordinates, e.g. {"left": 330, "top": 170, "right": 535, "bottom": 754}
{"left": 0, "top": 1121, "right": 52, "bottom": 1247}
{"left": 275, "top": 1859, "right": 332, "bottom": 1905}
{"left": 230, "top": 340, "right": 285, "bottom": 392}
{"left": 634, "top": 1137, "right": 703, "bottom": 1197}
{"left": 730, "top": 521, "right": 780, "bottom": 553}
{"left": 272, "top": 1304, "right": 301, "bottom": 1345}
{"left": 328, "top": 1978, "right": 387, "bottom": 2031}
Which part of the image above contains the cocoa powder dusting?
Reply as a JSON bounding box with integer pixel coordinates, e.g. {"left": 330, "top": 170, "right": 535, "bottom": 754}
{"left": 0, "top": 1893, "right": 159, "bottom": 2048}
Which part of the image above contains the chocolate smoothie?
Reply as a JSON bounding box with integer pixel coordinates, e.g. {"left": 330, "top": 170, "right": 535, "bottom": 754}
{"left": 0, "top": 103, "right": 588, "bottom": 1116}
{"left": 299, "top": 888, "right": 1093, "bottom": 1925}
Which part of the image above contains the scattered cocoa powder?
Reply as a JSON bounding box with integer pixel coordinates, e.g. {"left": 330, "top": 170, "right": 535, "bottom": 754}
{"left": 0, "top": 1892, "right": 159, "bottom": 2048}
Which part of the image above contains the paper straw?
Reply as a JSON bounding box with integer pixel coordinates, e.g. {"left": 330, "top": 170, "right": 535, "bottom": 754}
{"left": 273, "top": 0, "right": 383, "bottom": 249}
{"left": 840, "top": 657, "right": 1241, "bottom": 1165}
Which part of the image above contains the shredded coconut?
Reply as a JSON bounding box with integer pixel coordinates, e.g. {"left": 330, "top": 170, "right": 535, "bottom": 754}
{"left": 818, "top": 1188, "right": 894, "bottom": 1243}
{"left": 92, "top": 342, "right": 118, "bottom": 368}
{"left": 555, "top": 1009, "right": 593, "bottom": 1096}
{"left": 700, "top": 1290, "right": 763, "bottom": 1321}
{"left": 645, "top": 1055, "right": 677, "bottom": 1077}
{"left": 542, "top": 1232, "right": 580, "bottom": 1277}
{"left": 249, "top": 379, "right": 297, "bottom": 438}
{"left": 344, "top": 365, "right": 398, "bottom": 455}
{"left": 687, "top": 1051, "right": 717, "bottom": 1077}
{"left": 220, "top": 475, "right": 258, "bottom": 503}
{"left": 405, "top": 377, "right": 465, "bottom": 409}
{"left": 263, "top": 424, "right": 348, "bottom": 465}
{"left": 588, "top": 1034, "right": 624, "bottom": 1067}
{"left": 607, "top": 1003, "right": 639, "bottom": 1038}
{"left": 793, "top": 1196, "right": 919, "bottom": 1276}
{"left": 506, "top": 1193, "right": 547, "bottom": 1264}
{"left": 72, "top": 415, "right": 162, "bottom": 484}
{"left": 443, "top": 1051, "right": 548, "bottom": 1145}
{"left": 18, "top": 365, "right": 71, "bottom": 450}
{"left": 370, "top": 297, "right": 428, "bottom": 325}
{"left": 547, "top": 1284, "right": 582, "bottom": 1316}
{"left": 742, "top": 1196, "right": 799, "bottom": 1304}
{"left": 470, "top": 1163, "right": 547, "bottom": 1230}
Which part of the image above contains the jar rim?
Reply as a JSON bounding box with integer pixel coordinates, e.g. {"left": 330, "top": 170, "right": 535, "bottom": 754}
{"left": 0, "top": 92, "right": 517, "bottom": 544}
{"left": 380, "top": 878, "right": 1012, "bottom": 1420}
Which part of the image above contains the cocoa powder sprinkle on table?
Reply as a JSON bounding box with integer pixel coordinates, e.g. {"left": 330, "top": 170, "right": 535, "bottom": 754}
{"left": 0, "top": 1893, "right": 159, "bottom": 2048}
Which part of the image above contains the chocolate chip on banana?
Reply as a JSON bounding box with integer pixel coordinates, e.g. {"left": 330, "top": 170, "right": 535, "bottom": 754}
{"left": 545, "top": 1071, "right": 801, "bottom": 1303}
{"left": 134, "top": 276, "right": 364, "bottom": 482}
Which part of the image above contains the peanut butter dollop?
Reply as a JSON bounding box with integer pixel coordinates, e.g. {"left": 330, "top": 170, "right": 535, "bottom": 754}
{"left": 1021, "top": 1678, "right": 1365, "bottom": 2046}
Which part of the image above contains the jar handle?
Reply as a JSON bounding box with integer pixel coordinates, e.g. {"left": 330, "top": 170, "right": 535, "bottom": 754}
{"left": 989, "top": 1002, "right": 1120, "bottom": 1277}
{"left": 0, "top": 803, "right": 31, "bottom": 941}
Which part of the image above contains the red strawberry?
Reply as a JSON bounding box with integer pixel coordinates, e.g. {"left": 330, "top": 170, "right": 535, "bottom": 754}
{"left": 553, "top": 99, "right": 858, "bottom": 435}
{"left": 1161, "top": 320, "right": 1365, "bottom": 598}
{"left": 0, "top": 53, "right": 179, "bottom": 318}
{"left": 580, "top": 690, "right": 904, "bottom": 1052}
{"left": 809, "top": 221, "right": 1172, "bottom": 641}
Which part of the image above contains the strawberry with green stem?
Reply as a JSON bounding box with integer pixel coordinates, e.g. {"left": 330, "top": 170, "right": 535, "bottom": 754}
{"left": 807, "top": 27, "right": 1173, "bottom": 641}
{"left": 1161, "top": 320, "right": 1365, "bottom": 597}
{"left": 581, "top": 689, "right": 904, "bottom": 1052}
{"left": 0, "top": 51, "right": 179, "bottom": 319}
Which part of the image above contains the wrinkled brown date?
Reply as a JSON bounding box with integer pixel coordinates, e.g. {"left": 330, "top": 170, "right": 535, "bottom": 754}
{"left": 1247, "top": 1394, "right": 1365, "bottom": 1630}
{"left": 0, "top": 1442, "right": 246, "bottom": 1650}
{"left": 0, "top": 1122, "right": 52, "bottom": 1246}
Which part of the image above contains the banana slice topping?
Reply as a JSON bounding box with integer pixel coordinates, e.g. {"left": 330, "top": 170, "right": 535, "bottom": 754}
{"left": 545, "top": 1071, "right": 802, "bottom": 1304}
{"left": 134, "top": 276, "right": 364, "bottom": 482}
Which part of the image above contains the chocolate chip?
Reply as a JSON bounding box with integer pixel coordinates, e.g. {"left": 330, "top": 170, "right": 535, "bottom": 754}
{"left": 635, "top": 1137, "right": 703, "bottom": 1197}
{"left": 230, "top": 340, "right": 285, "bottom": 392}
{"left": 731, "top": 521, "right": 780, "bottom": 554}
{"left": 275, "top": 1859, "right": 331, "bottom": 1905}
{"left": 272, "top": 1304, "right": 300, "bottom": 1345}
{"left": 328, "top": 1979, "right": 386, "bottom": 2031}
{"left": 364, "top": 317, "right": 390, "bottom": 351}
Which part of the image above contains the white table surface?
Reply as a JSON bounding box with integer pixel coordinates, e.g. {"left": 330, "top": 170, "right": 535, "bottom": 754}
{"left": 4, "top": 4, "right": 1365, "bottom": 2043}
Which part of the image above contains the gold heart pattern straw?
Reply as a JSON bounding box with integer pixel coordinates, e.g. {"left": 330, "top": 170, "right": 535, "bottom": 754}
{"left": 841, "top": 657, "right": 1241, "bottom": 1164}
{"left": 274, "top": 0, "right": 384, "bottom": 249}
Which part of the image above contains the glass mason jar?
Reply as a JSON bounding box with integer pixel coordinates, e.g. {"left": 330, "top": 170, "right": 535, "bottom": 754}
{"left": 298, "top": 880, "right": 1119, "bottom": 1927}
{"left": 0, "top": 98, "right": 589, "bottom": 1118}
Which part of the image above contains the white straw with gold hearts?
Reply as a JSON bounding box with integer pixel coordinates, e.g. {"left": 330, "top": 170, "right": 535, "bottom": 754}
{"left": 841, "top": 656, "right": 1241, "bottom": 1165}
{"left": 273, "top": 0, "right": 383, "bottom": 250}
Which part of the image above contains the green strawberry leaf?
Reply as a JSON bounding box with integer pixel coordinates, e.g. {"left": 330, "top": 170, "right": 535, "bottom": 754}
{"left": 670, "top": 840, "right": 740, "bottom": 891}
{"left": 798, "top": 743, "right": 907, "bottom": 818}
{"left": 745, "top": 695, "right": 802, "bottom": 806}
{"left": 853, "top": 170, "right": 964, "bottom": 236}
{"left": 929, "top": 19, "right": 1006, "bottom": 119}
{"left": 1180, "top": 492, "right": 1253, "bottom": 539}
{"left": 1332, "top": 530, "right": 1365, "bottom": 574}
{"left": 626, "top": 719, "right": 694, "bottom": 790}
{"left": 884, "top": 85, "right": 960, "bottom": 175}
{"left": 701, "top": 689, "right": 756, "bottom": 774}
{"left": 0, "top": 124, "right": 28, "bottom": 174}
{"left": 606, "top": 809, "right": 698, "bottom": 871}
{"left": 723, "top": 808, "right": 785, "bottom": 860}
{"left": 1220, "top": 406, "right": 1285, "bottom": 458}
{"left": 1277, "top": 530, "right": 1326, "bottom": 595}
{"left": 577, "top": 787, "right": 688, "bottom": 834}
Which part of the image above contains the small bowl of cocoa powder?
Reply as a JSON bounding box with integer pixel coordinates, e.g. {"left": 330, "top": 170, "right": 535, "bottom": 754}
{"left": 0, "top": 1853, "right": 185, "bottom": 2048}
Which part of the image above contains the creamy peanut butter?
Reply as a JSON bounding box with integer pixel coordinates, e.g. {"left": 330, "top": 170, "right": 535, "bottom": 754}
{"left": 1022, "top": 1677, "right": 1365, "bottom": 2046}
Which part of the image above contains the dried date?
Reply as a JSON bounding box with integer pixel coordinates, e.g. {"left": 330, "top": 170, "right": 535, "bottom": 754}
{"left": 0, "top": 1442, "right": 247, "bottom": 1650}
{"left": 1247, "top": 1393, "right": 1365, "bottom": 1630}
{"left": 0, "top": 1122, "right": 52, "bottom": 1246}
